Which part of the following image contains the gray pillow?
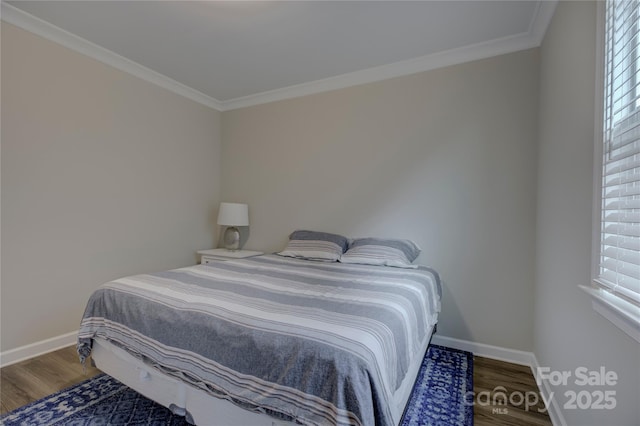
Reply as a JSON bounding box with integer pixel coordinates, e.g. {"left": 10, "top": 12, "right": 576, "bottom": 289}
{"left": 278, "top": 230, "right": 349, "bottom": 262}
{"left": 340, "top": 238, "right": 421, "bottom": 268}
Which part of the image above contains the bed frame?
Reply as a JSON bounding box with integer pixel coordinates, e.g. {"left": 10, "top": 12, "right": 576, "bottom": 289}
{"left": 90, "top": 324, "right": 436, "bottom": 426}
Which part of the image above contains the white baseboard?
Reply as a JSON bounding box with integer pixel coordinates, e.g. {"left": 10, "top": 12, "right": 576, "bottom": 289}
{"left": 431, "top": 334, "right": 536, "bottom": 366}
{"left": 530, "top": 353, "right": 568, "bottom": 426}
{"left": 0, "top": 331, "right": 78, "bottom": 368}
{"left": 1, "top": 330, "right": 539, "bottom": 369}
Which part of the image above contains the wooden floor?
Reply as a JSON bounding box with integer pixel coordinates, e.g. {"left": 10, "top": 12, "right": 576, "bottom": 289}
{"left": 1, "top": 346, "right": 552, "bottom": 425}
{"left": 473, "top": 356, "right": 552, "bottom": 426}
{"left": 0, "top": 346, "right": 101, "bottom": 415}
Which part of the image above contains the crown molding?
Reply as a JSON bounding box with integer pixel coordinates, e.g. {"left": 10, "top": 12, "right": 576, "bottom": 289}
{"left": 529, "top": 0, "right": 558, "bottom": 46}
{"left": 220, "top": 1, "right": 557, "bottom": 111}
{"left": 1, "top": 2, "right": 223, "bottom": 111}
{"left": 220, "top": 31, "right": 537, "bottom": 111}
{"left": 2, "top": 1, "right": 557, "bottom": 112}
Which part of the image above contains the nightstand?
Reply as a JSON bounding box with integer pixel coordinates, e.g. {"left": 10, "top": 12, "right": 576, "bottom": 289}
{"left": 197, "top": 248, "right": 264, "bottom": 264}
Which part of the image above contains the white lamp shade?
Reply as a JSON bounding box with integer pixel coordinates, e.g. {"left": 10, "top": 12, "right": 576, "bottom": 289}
{"left": 217, "top": 202, "right": 249, "bottom": 226}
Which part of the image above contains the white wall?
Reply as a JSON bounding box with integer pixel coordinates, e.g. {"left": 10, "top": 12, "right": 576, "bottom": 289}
{"left": 222, "top": 49, "right": 540, "bottom": 352}
{"left": 535, "top": 2, "right": 639, "bottom": 425}
{"left": 1, "top": 23, "right": 222, "bottom": 351}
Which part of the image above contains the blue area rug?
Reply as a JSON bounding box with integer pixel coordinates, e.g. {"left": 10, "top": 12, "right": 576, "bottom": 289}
{"left": 1, "top": 345, "right": 473, "bottom": 426}
{"left": 401, "top": 345, "right": 474, "bottom": 426}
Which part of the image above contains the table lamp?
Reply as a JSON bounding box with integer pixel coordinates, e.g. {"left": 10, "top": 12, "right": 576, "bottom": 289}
{"left": 217, "top": 202, "right": 249, "bottom": 251}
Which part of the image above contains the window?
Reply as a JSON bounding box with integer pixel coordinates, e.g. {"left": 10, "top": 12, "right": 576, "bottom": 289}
{"left": 587, "top": 0, "right": 640, "bottom": 342}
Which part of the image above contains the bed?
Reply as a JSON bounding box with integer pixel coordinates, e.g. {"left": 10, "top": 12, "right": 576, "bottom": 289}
{"left": 77, "top": 253, "right": 441, "bottom": 426}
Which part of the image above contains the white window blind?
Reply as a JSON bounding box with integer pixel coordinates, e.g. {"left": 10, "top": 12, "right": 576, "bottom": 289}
{"left": 597, "top": 0, "right": 640, "bottom": 308}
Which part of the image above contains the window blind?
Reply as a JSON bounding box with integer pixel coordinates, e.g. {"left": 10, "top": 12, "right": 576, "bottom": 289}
{"left": 597, "top": 0, "right": 640, "bottom": 306}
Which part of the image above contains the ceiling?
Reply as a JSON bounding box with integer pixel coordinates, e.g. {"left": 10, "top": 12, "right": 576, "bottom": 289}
{"left": 2, "top": 1, "right": 557, "bottom": 110}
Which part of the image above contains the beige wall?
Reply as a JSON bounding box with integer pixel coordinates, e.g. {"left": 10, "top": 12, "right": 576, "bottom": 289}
{"left": 535, "top": 2, "right": 639, "bottom": 425}
{"left": 5, "top": 10, "right": 637, "bottom": 424}
{"left": 1, "top": 23, "right": 222, "bottom": 351}
{"left": 222, "top": 49, "right": 540, "bottom": 351}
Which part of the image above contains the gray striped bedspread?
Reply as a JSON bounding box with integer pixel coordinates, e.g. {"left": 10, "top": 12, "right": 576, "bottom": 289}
{"left": 77, "top": 254, "right": 441, "bottom": 426}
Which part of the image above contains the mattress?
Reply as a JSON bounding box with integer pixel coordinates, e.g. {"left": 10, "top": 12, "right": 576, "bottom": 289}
{"left": 78, "top": 254, "right": 441, "bottom": 426}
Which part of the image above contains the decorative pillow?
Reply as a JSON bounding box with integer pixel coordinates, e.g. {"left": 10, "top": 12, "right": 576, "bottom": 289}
{"left": 340, "top": 238, "right": 421, "bottom": 268}
{"left": 278, "top": 230, "right": 349, "bottom": 262}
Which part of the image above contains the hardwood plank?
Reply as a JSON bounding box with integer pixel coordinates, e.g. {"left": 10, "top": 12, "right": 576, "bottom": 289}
{"left": 1, "top": 345, "right": 552, "bottom": 426}
{"left": 0, "top": 346, "right": 101, "bottom": 415}
{"left": 473, "top": 356, "right": 552, "bottom": 426}
{"left": 0, "top": 376, "right": 32, "bottom": 415}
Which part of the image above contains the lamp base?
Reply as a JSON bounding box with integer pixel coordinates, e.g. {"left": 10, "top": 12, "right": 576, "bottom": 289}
{"left": 223, "top": 226, "right": 241, "bottom": 251}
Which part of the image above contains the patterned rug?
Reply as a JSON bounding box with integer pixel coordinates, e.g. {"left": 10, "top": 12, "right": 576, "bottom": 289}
{"left": 1, "top": 345, "right": 473, "bottom": 426}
